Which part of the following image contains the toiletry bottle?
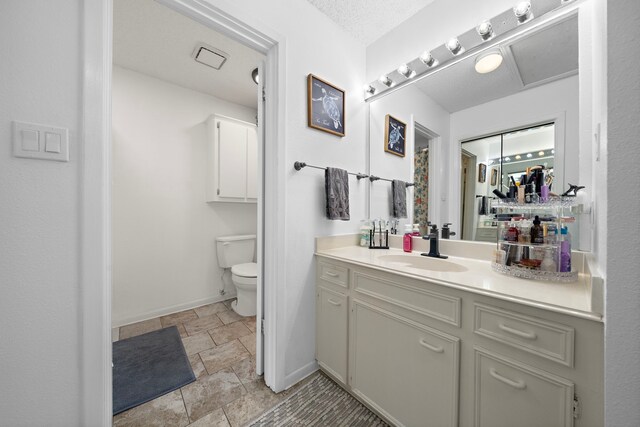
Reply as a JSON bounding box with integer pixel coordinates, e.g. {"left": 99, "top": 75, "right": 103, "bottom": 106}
{"left": 360, "top": 220, "right": 370, "bottom": 247}
{"left": 517, "top": 184, "right": 525, "bottom": 204}
{"left": 540, "top": 172, "right": 549, "bottom": 202}
{"left": 505, "top": 220, "right": 519, "bottom": 242}
{"left": 531, "top": 216, "right": 544, "bottom": 244}
{"left": 540, "top": 248, "right": 557, "bottom": 272}
{"left": 560, "top": 226, "right": 572, "bottom": 272}
{"left": 525, "top": 183, "right": 533, "bottom": 203}
{"left": 403, "top": 224, "right": 413, "bottom": 253}
{"left": 412, "top": 224, "right": 421, "bottom": 236}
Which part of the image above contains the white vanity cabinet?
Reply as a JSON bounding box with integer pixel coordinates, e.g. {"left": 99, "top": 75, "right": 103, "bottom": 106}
{"left": 206, "top": 115, "right": 257, "bottom": 203}
{"left": 315, "top": 254, "right": 603, "bottom": 427}
{"left": 350, "top": 299, "right": 459, "bottom": 427}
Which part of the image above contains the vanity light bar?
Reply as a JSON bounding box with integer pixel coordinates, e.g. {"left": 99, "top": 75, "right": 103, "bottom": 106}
{"left": 363, "top": 0, "right": 576, "bottom": 100}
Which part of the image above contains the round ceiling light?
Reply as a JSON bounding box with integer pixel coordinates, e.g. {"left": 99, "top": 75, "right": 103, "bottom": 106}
{"left": 474, "top": 50, "right": 503, "bottom": 74}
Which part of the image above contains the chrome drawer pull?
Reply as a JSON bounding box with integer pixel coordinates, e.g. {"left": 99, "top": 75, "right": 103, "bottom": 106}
{"left": 327, "top": 298, "right": 342, "bottom": 306}
{"left": 419, "top": 338, "right": 444, "bottom": 353}
{"left": 489, "top": 368, "right": 527, "bottom": 390}
{"left": 498, "top": 323, "right": 537, "bottom": 340}
{"left": 325, "top": 271, "right": 339, "bottom": 277}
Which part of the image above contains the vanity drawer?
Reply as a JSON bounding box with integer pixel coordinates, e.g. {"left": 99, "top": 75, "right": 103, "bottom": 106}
{"left": 318, "top": 261, "right": 349, "bottom": 289}
{"left": 474, "top": 303, "right": 574, "bottom": 367}
{"left": 353, "top": 270, "right": 461, "bottom": 327}
{"left": 474, "top": 347, "right": 575, "bottom": 427}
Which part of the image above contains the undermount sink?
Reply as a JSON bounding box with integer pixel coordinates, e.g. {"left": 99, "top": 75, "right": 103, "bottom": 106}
{"left": 377, "top": 254, "right": 468, "bottom": 273}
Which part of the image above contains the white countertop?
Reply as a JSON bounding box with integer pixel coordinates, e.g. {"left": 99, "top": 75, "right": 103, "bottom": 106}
{"left": 315, "top": 245, "right": 602, "bottom": 322}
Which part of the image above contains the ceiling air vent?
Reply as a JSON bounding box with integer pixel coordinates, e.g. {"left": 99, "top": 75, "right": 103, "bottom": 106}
{"left": 192, "top": 43, "right": 229, "bottom": 70}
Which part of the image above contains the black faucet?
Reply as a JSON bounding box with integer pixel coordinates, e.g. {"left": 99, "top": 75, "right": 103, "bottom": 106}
{"left": 421, "top": 224, "right": 448, "bottom": 259}
{"left": 441, "top": 223, "right": 456, "bottom": 239}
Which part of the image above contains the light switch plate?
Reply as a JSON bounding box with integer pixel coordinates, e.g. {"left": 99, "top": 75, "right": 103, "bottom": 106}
{"left": 13, "top": 121, "right": 69, "bottom": 162}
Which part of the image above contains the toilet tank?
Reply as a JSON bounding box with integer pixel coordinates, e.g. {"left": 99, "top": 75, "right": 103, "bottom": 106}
{"left": 216, "top": 234, "right": 256, "bottom": 268}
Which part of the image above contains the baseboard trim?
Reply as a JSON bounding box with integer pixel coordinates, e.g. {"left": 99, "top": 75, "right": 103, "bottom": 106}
{"left": 282, "top": 360, "right": 319, "bottom": 393}
{"left": 113, "top": 292, "right": 237, "bottom": 328}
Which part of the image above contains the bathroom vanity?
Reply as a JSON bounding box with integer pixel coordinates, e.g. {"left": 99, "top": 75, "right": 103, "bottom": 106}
{"left": 315, "top": 235, "right": 603, "bottom": 427}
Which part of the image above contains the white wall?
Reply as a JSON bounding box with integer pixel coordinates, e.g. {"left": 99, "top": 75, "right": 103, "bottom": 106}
{"left": 448, "top": 75, "right": 580, "bottom": 244}
{"left": 0, "top": 1, "right": 82, "bottom": 425}
{"left": 606, "top": 0, "right": 640, "bottom": 425}
{"left": 369, "top": 86, "right": 450, "bottom": 228}
{"left": 366, "top": 0, "right": 519, "bottom": 82}
{"left": 203, "top": 0, "right": 369, "bottom": 388}
{"left": 112, "top": 66, "right": 258, "bottom": 326}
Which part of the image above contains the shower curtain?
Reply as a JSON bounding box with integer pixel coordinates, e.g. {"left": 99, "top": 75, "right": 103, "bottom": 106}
{"left": 414, "top": 149, "right": 429, "bottom": 234}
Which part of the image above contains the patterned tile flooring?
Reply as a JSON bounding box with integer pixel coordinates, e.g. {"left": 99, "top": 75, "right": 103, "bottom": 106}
{"left": 112, "top": 299, "right": 293, "bottom": 427}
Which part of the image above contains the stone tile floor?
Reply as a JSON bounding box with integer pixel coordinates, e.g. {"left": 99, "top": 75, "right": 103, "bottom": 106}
{"left": 112, "top": 299, "right": 293, "bottom": 427}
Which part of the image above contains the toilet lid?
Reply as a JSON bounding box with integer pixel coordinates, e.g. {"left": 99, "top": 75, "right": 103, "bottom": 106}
{"left": 231, "top": 262, "right": 257, "bottom": 278}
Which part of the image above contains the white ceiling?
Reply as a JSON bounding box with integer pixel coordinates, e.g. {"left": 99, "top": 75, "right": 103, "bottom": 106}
{"left": 305, "top": 0, "right": 436, "bottom": 45}
{"left": 415, "top": 15, "right": 579, "bottom": 113}
{"left": 113, "top": 0, "right": 264, "bottom": 108}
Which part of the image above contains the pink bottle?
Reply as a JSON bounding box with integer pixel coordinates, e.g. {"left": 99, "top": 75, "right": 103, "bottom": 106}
{"left": 403, "top": 225, "right": 413, "bottom": 253}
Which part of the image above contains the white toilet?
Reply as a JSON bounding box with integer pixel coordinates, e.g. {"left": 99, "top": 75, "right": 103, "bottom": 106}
{"left": 216, "top": 234, "right": 257, "bottom": 316}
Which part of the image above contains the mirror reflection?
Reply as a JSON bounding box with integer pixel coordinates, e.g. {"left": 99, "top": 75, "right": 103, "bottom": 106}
{"left": 368, "top": 12, "right": 579, "bottom": 243}
{"left": 460, "top": 123, "right": 555, "bottom": 242}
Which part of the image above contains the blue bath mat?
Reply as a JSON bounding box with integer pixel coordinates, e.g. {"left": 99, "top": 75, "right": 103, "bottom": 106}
{"left": 112, "top": 326, "right": 195, "bottom": 415}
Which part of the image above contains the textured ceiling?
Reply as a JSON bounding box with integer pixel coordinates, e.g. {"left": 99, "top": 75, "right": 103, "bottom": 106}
{"left": 306, "top": 0, "right": 436, "bottom": 45}
{"left": 113, "top": 0, "right": 264, "bottom": 108}
{"left": 414, "top": 15, "right": 579, "bottom": 113}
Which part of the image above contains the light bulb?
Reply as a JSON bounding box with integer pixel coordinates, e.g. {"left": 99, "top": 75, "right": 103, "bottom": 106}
{"left": 363, "top": 84, "right": 375, "bottom": 95}
{"left": 514, "top": 1, "right": 533, "bottom": 24}
{"left": 526, "top": 153, "right": 533, "bottom": 158}
{"left": 397, "top": 64, "right": 414, "bottom": 78}
{"left": 477, "top": 21, "right": 494, "bottom": 40}
{"left": 419, "top": 51, "right": 437, "bottom": 67}
{"left": 446, "top": 38, "right": 463, "bottom": 55}
{"left": 379, "top": 75, "right": 392, "bottom": 87}
{"left": 538, "top": 151, "right": 545, "bottom": 156}
{"left": 515, "top": 155, "right": 522, "bottom": 160}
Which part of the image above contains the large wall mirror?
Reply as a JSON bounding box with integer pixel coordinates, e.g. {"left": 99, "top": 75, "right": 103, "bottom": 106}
{"left": 368, "top": 6, "right": 582, "bottom": 246}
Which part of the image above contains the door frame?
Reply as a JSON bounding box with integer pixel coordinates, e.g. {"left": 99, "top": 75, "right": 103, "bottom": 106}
{"left": 81, "top": 0, "right": 286, "bottom": 424}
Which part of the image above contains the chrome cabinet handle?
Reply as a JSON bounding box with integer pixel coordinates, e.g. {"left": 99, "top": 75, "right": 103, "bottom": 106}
{"left": 419, "top": 338, "right": 444, "bottom": 353}
{"left": 498, "top": 323, "right": 537, "bottom": 340}
{"left": 489, "top": 368, "right": 527, "bottom": 390}
{"left": 327, "top": 298, "right": 342, "bottom": 306}
{"left": 325, "top": 271, "right": 339, "bottom": 277}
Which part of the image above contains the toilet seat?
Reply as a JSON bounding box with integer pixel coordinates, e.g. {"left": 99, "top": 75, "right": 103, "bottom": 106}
{"left": 231, "top": 262, "right": 257, "bottom": 278}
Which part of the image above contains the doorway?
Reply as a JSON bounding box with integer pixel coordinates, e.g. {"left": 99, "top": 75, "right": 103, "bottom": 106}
{"left": 81, "top": 0, "right": 283, "bottom": 424}
{"left": 412, "top": 122, "right": 438, "bottom": 235}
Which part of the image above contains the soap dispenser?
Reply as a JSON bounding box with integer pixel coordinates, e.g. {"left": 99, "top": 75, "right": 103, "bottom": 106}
{"left": 403, "top": 224, "right": 413, "bottom": 253}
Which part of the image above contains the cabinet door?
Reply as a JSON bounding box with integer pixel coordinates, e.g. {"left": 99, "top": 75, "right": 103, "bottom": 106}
{"left": 350, "top": 299, "right": 459, "bottom": 427}
{"left": 316, "top": 287, "right": 348, "bottom": 384}
{"left": 475, "top": 348, "right": 574, "bottom": 427}
{"left": 218, "top": 120, "right": 247, "bottom": 199}
{"left": 246, "top": 127, "right": 258, "bottom": 200}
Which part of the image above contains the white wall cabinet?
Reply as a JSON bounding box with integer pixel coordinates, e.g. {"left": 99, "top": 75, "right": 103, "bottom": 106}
{"left": 315, "top": 256, "right": 603, "bottom": 427}
{"left": 206, "top": 115, "right": 257, "bottom": 203}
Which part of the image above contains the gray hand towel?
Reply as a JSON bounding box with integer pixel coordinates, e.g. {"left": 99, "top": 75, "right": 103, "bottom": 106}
{"left": 392, "top": 180, "right": 407, "bottom": 218}
{"left": 325, "top": 167, "right": 350, "bottom": 220}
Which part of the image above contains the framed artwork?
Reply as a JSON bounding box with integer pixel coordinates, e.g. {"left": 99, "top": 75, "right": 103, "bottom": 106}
{"left": 384, "top": 114, "right": 406, "bottom": 157}
{"left": 490, "top": 167, "right": 498, "bottom": 186}
{"left": 478, "top": 163, "right": 487, "bottom": 183}
{"left": 307, "top": 74, "right": 345, "bottom": 137}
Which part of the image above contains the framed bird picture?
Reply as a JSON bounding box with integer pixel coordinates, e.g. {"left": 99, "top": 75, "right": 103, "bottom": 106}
{"left": 384, "top": 114, "right": 406, "bottom": 157}
{"left": 307, "top": 74, "right": 345, "bottom": 137}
